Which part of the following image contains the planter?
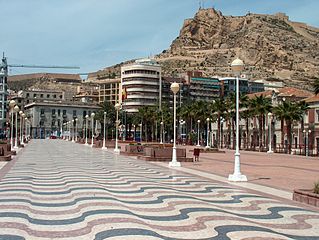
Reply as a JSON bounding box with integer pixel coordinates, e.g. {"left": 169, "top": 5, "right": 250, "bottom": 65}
{"left": 293, "top": 189, "right": 319, "bottom": 208}
{"left": 0, "top": 143, "right": 12, "bottom": 161}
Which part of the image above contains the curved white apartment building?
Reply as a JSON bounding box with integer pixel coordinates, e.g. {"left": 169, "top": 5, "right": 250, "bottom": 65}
{"left": 121, "top": 59, "right": 161, "bottom": 113}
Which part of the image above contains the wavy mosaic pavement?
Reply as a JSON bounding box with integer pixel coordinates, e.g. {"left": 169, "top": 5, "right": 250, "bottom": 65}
{"left": 0, "top": 140, "right": 318, "bottom": 239}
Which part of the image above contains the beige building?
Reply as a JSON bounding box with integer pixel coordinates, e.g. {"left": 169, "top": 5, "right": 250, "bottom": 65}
{"left": 121, "top": 59, "right": 162, "bottom": 113}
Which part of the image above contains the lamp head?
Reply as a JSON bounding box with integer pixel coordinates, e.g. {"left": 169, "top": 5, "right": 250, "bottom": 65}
{"left": 91, "top": 112, "right": 95, "bottom": 118}
{"left": 19, "top": 110, "right": 23, "bottom": 115}
{"left": 104, "top": 111, "right": 106, "bottom": 115}
{"left": 206, "top": 118, "right": 210, "bottom": 122}
{"left": 22, "top": 113, "right": 26, "bottom": 118}
{"left": 9, "top": 100, "right": 16, "bottom": 107}
{"left": 197, "top": 120, "right": 200, "bottom": 123}
{"left": 115, "top": 103, "right": 121, "bottom": 110}
{"left": 170, "top": 82, "right": 180, "bottom": 94}
{"left": 85, "top": 114, "right": 89, "bottom": 119}
{"left": 14, "top": 105, "right": 19, "bottom": 112}
{"left": 268, "top": 112, "right": 272, "bottom": 117}
{"left": 231, "top": 58, "right": 244, "bottom": 75}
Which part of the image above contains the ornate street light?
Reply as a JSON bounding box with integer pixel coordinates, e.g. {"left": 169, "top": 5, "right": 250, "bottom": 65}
{"left": 9, "top": 100, "right": 16, "bottom": 147}
{"left": 228, "top": 58, "right": 247, "bottom": 182}
{"left": 114, "top": 103, "right": 121, "bottom": 153}
{"left": 24, "top": 117, "right": 28, "bottom": 141}
{"left": 75, "top": 118, "right": 78, "bottom": 142}
{"left": 71, "top": 119, "right": 75, "bottom": 142}
{"left": 21, "top": 113, "right": 26, "bottom": 144}
{"left": 267, "top": 112, "right": 273, "bottom": 153}
{"left": 160, "top": 121, "right": 164, "bottom": 144}
{"left": 13, "top": 106, "right": 20, "bottom": 149}
{"left": 102, "top": 112, "right": 107, "bottom": 150}
{"left": 197, "top": 120, "right": 201, "bottom": 147}
{"left": 169, "top": 82, "right": 181, "bottom": 167}
{"left": 19, "top": 110, "right": 23, "bottom": 145}
{"left": 85, "top": 115, "right": 89, "bottom": 145}
{"left": 206, "top": 118, "right": 210, "bottom": 148}
{"left": 90, "top": 112, "right": 95, "bottom": 147}
{"left": 139, "top": 122, "right": 143, "bottom": 143}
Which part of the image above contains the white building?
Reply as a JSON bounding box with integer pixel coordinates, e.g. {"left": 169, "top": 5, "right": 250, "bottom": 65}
{"left": 24, "top": 101, "right": 100, "bottom": 139}
{"left": 121, "top": 59, "right": 161, "bottom": 113}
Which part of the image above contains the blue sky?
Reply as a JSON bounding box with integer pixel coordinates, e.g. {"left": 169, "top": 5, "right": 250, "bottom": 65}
{"left": 1, "top": 0, "right": 318, "bottom": 76}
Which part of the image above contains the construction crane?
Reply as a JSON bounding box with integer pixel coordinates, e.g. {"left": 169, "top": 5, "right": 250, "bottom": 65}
{"left": 0, "top": 52, "right": 80, "bottom": 129}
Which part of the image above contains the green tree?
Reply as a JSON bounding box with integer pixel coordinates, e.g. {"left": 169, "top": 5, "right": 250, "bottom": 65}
{"left": 250, "top": 95, "right": 272, "bottom": 149}
{"left": 312, "top": 77, "right": 319, "bottom": 95}
{"left": 273, "top": 100, "right": 306, "bottom": 153}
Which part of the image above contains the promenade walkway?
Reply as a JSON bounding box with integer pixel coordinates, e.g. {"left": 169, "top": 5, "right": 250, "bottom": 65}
{"left": 0, "top": 140, "right": 318, "bottom": 239}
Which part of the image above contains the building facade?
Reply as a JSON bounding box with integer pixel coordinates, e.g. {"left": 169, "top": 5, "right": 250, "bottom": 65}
{"left": 0, "top": 55, "right": 8, "bottom": 130}
{"left": 121, "top": 59, "right": 161, "bottom": 113}
{"left": 24, "top": 102, "right": 100, "bottom": 139}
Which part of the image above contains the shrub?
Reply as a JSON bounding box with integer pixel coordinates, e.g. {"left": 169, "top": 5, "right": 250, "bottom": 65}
{"left": 314, "top": 181, "right": 319, "bottom": 194}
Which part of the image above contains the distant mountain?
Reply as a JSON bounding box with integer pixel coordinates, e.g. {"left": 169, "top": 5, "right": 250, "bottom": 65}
{"left": 93, "top": 8, "right": 319, "bottom": 90}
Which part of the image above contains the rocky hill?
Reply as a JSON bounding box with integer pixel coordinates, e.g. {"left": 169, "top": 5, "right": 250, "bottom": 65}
{"left": 155, "top": 8, "right": 319, "bottom": 89}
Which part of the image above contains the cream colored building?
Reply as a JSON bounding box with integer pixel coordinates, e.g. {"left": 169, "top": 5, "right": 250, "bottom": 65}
{"left": 120, "top": 59, "right": 162, "bottom": 113}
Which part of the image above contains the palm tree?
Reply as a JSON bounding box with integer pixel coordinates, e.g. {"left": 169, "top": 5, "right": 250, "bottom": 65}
{"left": 250, "top": 95, "right": 272, "bottom": 150}
{"left": 212, "top": 99, "right": 226, "bottom": 148}
{"left": 312, "top": 77, "right": 319, "bottom": 95}
{"left": 273, "top": 100, "right": 306, "bottom": 153}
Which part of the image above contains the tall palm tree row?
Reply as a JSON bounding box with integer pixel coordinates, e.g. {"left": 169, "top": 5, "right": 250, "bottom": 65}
{"left": 249, "top": 95, "right": 272, "bottom": 149}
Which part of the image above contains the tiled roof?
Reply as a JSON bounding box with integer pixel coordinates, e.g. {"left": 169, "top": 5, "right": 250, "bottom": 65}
{"left": 246, "top": 87, "right": 312, "bottom": 100}
{"left": 246, "top": 90, "right": 273, "bottom": 99}
{"left": 304, "top": 94, "right": 319, "bottom": 103}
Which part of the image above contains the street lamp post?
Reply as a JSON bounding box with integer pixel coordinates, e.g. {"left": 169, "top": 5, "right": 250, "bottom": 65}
{"left": 13, "top": 106, "right": 19, "bottom": 149}
{"left": 75, "top": 118, "right": 78, "bottom": 142}
{"left": 85, "top": 115, "right": 89, "bottom": 145}
{"left": 160, "top": 121, "right": 163, "bottom": 144}
{"left": 91, "top": 113, "right": 95, "bottom": 147}
{"left": 206, "top": 118, "right": 210, "bottom": 148}
{"left": 21, "top": 113, "right": 25, "bottom": 144}
{"left": 102, "top": 112, "right": 107, "bottom": 150}
{"left": 114, "top": 103, "right": 121, "bottom": 153}
{"left": 71, "top": 119, "right": 75, "bottom": 142}
{"left": 19, "top": 111, "right": 23, "bottom": 145}
{"left": 9, "top": 100, "right": 16, "bottom": 147}
{"left": 24, "top": 117, "right": 28, "bottom": 142}
{"left": 196, "top": 120, "right": 201, "bottom": 147}
{"left": 169, "top": 82, "right": 181, "bottom": 167}
{"left": 267, "top": 112, "right": 273, "bottom": 153}
{"left": 228, "top": 58, "right": 247, "bottom": 182}
{"left": 139, "top": 122, "right": 143, "bottom": 143}
{"left": 308, "top": 130, "right": 311, "bottom": 156}
{"left": 132, "top": 124, "right": 136, "bottom": 142}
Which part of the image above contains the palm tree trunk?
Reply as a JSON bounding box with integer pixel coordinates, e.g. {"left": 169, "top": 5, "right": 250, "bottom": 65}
{"left": 259, "top": 115, "right": 263, "bottom": 150}
{"left": 287, "top": 120, "right": 292, "bottom": 154}
{"left": 245, "top": 118, "right": 249, "bottom": 149}
{"left": 217, "top": 115, "right": 221, "bottom": 148}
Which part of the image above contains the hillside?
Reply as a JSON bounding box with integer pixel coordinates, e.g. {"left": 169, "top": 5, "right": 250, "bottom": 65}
{"left": 155, "top": 8, "right": 319, "bottom": 89}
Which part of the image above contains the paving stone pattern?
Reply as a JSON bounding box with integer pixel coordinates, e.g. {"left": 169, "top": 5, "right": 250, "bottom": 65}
{"left": 0, "top": 140, "right": 318, "bottom": 239}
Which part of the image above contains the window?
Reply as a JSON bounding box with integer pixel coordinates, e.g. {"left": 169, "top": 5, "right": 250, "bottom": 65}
{"left": 47, "top": 94, "right": 50, "bottom": 98}
{"left": 59, "top": 95, "right": 63, "bottom": 99}
{"left": 58, "top": 109, "right": 61, "bottom": 116}
{"left": 52, "top": 109, "right": 56, "bottom": 115}
{"left": 73, "top": 110, "right": 77, "bottom": 116}
{"left": 26, "top": 93, "right": 30, "bottom": 98}
{"left": 40, "top": 94, "right": 44, "bottom": 98}
{"left": 33, "top": 94, "right": 37, "bottom": 98}
{"left": 63, "top": 110, "right": 67, "bottom": 116}
{"left": 83, "top": 110, "right": 87, "bottom": 118}
{"left": 40, "top": 109, "right": 45, "bottom": 114}
{"left": 53, "top": 94, "right": 57, "bottom": 98}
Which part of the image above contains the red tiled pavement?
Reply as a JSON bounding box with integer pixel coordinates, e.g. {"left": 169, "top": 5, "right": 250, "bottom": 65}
{"left": 118, "top": 142, "right": 319, "bottom": 192}
{"left": 181, "top": 146, "right": 319, "bottom": 192}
